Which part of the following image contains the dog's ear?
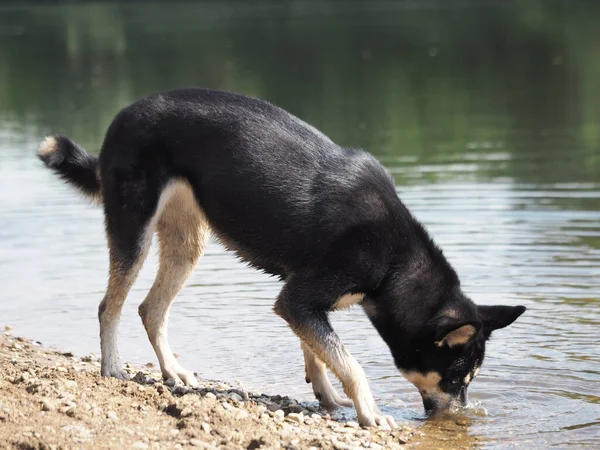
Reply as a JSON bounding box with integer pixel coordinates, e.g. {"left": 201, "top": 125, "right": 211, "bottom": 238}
{"left": 432, "top": 317, "right": 482, "bottom": 348}
{"left": 478, "top": 305, "right": 526, "bottom": 337}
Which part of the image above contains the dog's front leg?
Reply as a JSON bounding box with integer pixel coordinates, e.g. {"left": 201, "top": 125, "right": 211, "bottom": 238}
{"left": 274, "top": 280, "right": 397, "bottom": 430}
{"left": 302, "top": 342, "right": 353, "bottom": 410}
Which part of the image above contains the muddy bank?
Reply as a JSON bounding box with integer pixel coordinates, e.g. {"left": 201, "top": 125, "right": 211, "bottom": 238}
{"left": 0, "top": 329, "right": 418, "bottom": 449}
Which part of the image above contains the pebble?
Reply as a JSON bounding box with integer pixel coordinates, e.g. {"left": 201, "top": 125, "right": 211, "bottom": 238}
{"left": 204, "top": 392, "right": 217, "bottom": 400}
{"left": 180, "top": 407, "right": 193, "bottom": 417}
{"left": 266, "top": 402, "right": 281, "bottom": 412}
{"left": 285, "top": 412, "right": 304, "bottom": 424}
{"left": 41, "top": 399, "right": 56, "bottom": 412}
{"left": 164, "top": 378, "right": 177, "bottom": 387}
{"left": 106, "top": 410, "right": 118, "bottom": 420}
{"left": 132, "top": 442, "right": 149, "bottom": 449}
{"left": 221, "top": 401, "right": 232, "bottom": 411}
{"left": 229, "top": 392, "right": 243, "bottom": 402}
{"left": 311, "top": 413, "right": 322, "bottom": 422}
{"left": 287, "top": 404, "right": 304, "bottom": 413}
{"left": 200, "top": 422, "right": 211, "bottom": 434}
{"left": 172, "top": 385, "right": 190, "bottom": 395}
{"left": 189, "top": 438, "right": 206, "bottom": 447}
{"left": 61, "top": 424, "right": 92, "bottom": 438}
{"left": 346, "top": 421, "right": 360, "bottom": 429}
{"left": 63, "top": 379, "right": 78, "bottom": 389}
{"left": 133, "top": 372, "right": 151, "bottom": 385}
{"left": 273, "top": 409, "right": 285, "bottom": 419}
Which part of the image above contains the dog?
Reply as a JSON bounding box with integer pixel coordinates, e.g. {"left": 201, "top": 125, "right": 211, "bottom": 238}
{"left": 39, "top": 88, "right": 525, "bottom": 429}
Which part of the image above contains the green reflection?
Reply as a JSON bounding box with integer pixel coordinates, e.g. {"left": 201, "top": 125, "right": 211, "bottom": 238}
{"left": 0, "top": 0, "right": 599, "bottom": 187}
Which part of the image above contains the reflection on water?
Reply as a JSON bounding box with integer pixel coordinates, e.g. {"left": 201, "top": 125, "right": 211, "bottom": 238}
{"left": 0, "top": 1, "right": 599, "bottom": 448}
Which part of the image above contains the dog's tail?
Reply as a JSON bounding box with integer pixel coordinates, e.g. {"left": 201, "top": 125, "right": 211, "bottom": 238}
{"left": 38, "top": 135, "right": 102, "bottom": 204}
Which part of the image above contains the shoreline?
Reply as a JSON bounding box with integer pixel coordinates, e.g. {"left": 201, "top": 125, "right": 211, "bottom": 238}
{"left": 0, "top": 328, "right": 417, "bottom": 449}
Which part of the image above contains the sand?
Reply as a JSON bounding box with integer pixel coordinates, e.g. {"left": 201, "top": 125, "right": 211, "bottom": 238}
{"left": 0, "top": 329, "right": 417, "bottom": 450}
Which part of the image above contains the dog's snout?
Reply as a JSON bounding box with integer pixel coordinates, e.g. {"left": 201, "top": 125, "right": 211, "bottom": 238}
{"left": 420, "top": 387, "right": 466, "bottom": 414}
{"left": 422, "top": 395, "right": 438, "bottom": 413}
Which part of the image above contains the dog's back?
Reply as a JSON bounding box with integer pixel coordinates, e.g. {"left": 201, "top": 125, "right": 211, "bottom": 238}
{"left": 94, "top": 88, "right": 401, "bottom": 278}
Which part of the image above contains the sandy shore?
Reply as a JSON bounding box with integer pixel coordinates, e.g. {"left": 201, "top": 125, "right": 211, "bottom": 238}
{"left": 0, "top": 328, "right": 417, "bottom": 450}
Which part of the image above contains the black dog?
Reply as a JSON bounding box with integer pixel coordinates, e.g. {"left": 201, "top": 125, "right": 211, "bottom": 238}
{"left": 39, "top": 88, "right": 525, "bottom": 429}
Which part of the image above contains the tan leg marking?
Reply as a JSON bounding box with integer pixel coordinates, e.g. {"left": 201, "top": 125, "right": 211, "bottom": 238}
{"left": 300, "top": 333, "right": 397, "bottom": 430}
{"left": 100, "top": 234, "right": 151, "bottom": 380}
{"left": 302, "top": 342, "right": 353, "bottom": 410}
{"left": 138, "top": 180, "right": 210, "bottom": 387}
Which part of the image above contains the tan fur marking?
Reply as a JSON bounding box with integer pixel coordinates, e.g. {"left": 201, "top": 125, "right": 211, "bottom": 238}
{"left": 297, "top": 332, "right": 396, "bottom": 429}
{"left": 332, "top": 292, "right": 364, "bottom": 311}
{"left": 436, "top": 324, "right": 477, "bottom": 348}
{"left": 302, "top": 343, "right": 353, "bottom": 410}
{"left": 402, "top": 370, "right": 453, "bottom": 410}
{"left": 99, "top": 179, "right": 210, "bottom": 383}
{"left": 100, "top": 231, "right": 152, "bottom": 378}
{"left": 401, "top": 370, "right": 442, "bottom": 392}
{"left": 39, "top": 136, "right": 58, "bottom": 157}
{"left": 138, "top": 180, "right": 210, "bottom": 387}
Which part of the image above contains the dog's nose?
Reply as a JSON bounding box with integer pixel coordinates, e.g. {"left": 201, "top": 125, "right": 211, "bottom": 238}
{"left": 422, "top": 396, "right": 438, "bottom": 413}
{"left": 420, "top": 392, "right": 453, "bottom": 413}
{"left": 459, "top": 386, "right": 468, "bottom": 406}
{"left": 421, "top": 389, "right": 466, "bottom": 414}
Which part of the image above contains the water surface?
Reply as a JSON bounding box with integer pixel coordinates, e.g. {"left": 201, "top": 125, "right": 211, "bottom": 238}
{"left": 1, "top": 2, "right": 599, "bottom": 448}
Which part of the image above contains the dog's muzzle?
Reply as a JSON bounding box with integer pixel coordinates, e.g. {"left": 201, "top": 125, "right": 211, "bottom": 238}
{"left": 421, "top": 386, "right": 467, "bottom": 414}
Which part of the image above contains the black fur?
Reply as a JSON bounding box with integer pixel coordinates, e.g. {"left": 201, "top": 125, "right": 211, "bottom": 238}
{"left": 38, "top": 135, "right": 100, "bottom": 199}
{"left": 40, "top": 88, "right": 526, "bottom": 413}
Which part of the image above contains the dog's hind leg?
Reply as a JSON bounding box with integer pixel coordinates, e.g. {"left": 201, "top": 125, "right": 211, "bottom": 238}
{"left": 138, "top": 181, "right": 210, "bottom": 387}
{"left": 99, "top": 221, "right": 153, "bottom": 380}
{"left": 302, "top": 343, "right": 353, "bottom": 410}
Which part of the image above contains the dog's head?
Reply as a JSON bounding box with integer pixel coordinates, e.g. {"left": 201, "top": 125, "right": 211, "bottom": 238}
{"left": 400, "top": 304, "right": 526, "bottom": 414}
{"left": 364, "top": 283, "right": 525, "bottom": 414}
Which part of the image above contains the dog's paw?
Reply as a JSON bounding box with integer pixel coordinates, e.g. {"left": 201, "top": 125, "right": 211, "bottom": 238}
{"left": 375, "top": 414, "right": 397, "bottom": 430}
{"left": 163, "top": 366, "right": 199, "bottom": 388}
{"left": 358, "top": 413, "right": 397, "bottom": 430}
{"left": 101, "top": 366, "right": 131, "bottom": 381}
{"left": 177, "top": 368, "right": 199, "bottom": 388}
{"left": 317, "top": 394, "right": 353, "bottom": 411}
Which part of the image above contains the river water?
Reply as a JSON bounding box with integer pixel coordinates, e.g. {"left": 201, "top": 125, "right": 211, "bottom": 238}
{"left": 1, "top": 2, "right": 599, "bottom": 448}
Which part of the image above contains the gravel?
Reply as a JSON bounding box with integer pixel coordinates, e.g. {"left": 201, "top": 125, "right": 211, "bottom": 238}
{"left": 0, "top": 329, "right": 417, "bottom": 449}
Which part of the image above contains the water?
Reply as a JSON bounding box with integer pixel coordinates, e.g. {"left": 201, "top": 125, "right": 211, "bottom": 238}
{"left": 1, "top": 1, "right": 599, "bottom": 448}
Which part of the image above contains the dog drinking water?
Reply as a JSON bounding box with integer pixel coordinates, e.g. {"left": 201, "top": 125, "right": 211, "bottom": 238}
{"left": 39, "top": 88, "right": 526, "bottom": 429}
